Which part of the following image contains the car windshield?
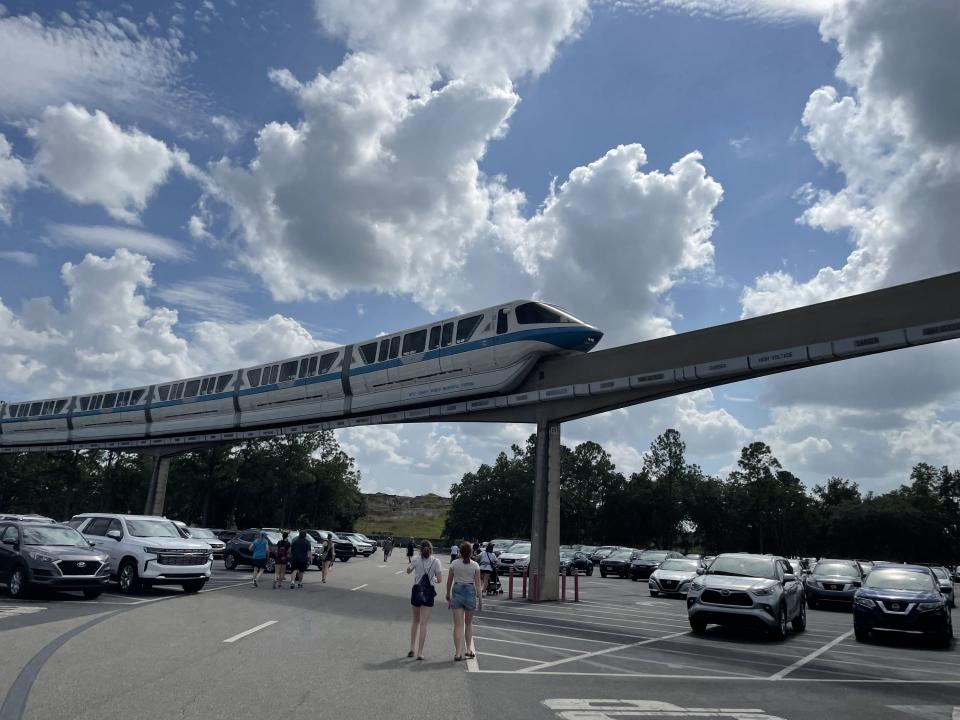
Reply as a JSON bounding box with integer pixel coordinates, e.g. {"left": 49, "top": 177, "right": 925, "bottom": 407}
{"left": 931, "top": 567, "right": 950, "bottom": 580}
{"left": 126, "top": 519, "right": 181, "bottom": 538}
{"left": 22, "top": 525, "right": 89, "bottom": 547}
{"left": 313, "top": 531, "right": 340, "bottom": 542}
{"left": 188, "top": 528, "right": 216, "bottom": 539}
{"left": 579, "top": 546, "right": 597, "bottom": 554}
{"left": 491, "top": 539, "right": 515, "bottom": 550}
{"left": 608, "top": 550, "right": 633, "bottom": 560}
{"left": 640, "top": 551, "right": 669, "bottom": 561}
{"left": 707, "top": 556, "right": 777, "bottom": 580}
{"left": 865, "top": 569, "right": 934, "bottom": 592}
{"left": 508, "top": 543, "right": 531, "bottom": 554}
{"left": 560, "top": 551, "right": 577, "bottom": 559}
{"left": 660, "top": 559, "right": 698, "bottom": 571}
{"left": 814, "top": 563, "right": 860, "bottom": 578}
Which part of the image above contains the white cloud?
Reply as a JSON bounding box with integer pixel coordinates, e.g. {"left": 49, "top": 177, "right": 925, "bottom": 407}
{"left": 0, "top": 12, "right": 190, "bottom": 123}
{"left": 0, "top": 132, "right": 29, "bottom": 222}
{"left": 154, "top": 277, "right": 249, "bottom": 320}
{"left": 46, "top": 223, "right": 189, "bottom": 261}
{"left": 30, "top": 103, "right": 193, "bottom": 223}
{"left": 211, "top": 115, "right": 242, "bottom": 144}
{"left": 0, "top": 251, "right": 37, "bottom": 267}
{"left": 618, "top": 0, "right": 834, "bottom": 23}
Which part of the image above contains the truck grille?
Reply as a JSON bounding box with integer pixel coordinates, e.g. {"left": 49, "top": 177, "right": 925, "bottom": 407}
{"left": 701, "top": 589, "right": 753, "bottom": 606}
{"left": 660, "top": 579, "right": 678, "bottom": 589}
{"left": 58, "top": 561, "right": 101, "bottom": 576}
{"left": 157, "top": 553, "right": 209, "bottom": 566}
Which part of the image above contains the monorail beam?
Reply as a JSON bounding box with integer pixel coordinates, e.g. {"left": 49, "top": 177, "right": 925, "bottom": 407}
{"left": 529, "top": 417, "right": 561, "bottom": 602}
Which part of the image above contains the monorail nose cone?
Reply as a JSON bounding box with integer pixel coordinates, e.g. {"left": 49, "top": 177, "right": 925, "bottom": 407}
{"left": 581, "top": 327, "right": 603, "bottom": 351}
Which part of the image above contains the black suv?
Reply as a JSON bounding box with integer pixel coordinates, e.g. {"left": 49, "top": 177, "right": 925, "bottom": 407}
{"left": 0, "top": 520, "right": 112, "bottom": 599}
{"left": 306, "top": 530, "right": 354, "bottom": 562}
{"left": 223, "top": 530, "right": 284, "bottom": 572}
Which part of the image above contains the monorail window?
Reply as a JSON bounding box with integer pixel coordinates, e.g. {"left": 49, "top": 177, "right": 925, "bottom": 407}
{"left": 79, "top": 398, "right": 90, "bottom": 411}
{"left": 359, "top": 343, "right": 378, "bottom": 365}
{"left": 269, "top": 365, "right": 279, "bottom": 384}
{"left": 456, "top": 315, "right": 483, "bottom": 344}
{"left": 55, "top": 400, "right": 67, "bottom": 413}
{"left": 298, "top": 358, "right": 309, "bottom": 378}
{"left": 441, "top": 322, "right": 453, "bottom": 347}
{"left": 93, "top": 396, "right": 103, "bottom": 410}
{"left": 318, "top": 352, "right": 338, "bottom": 375}
{"left": 200, "top": 378, "right": 210, "bottom": 395}
{"left": 28, "top": 402, "right": 41, "bottom": 415}
{"left": 185, "top": 380, "right": 201, "bottom": 398}
{"left": 216, "top": 375, "right": 232, "bottom": 393}
{"left": 402, "top": 329, "right": 427, "bottom": 356}
{"left": 7, "top": 405, "right": 17, "bottom": 417}
{"left": 158, "top": 386, "right": 170, "bottom": 401}
{"left": 280, "top": 361, "right": 298, "bottom": 382}
{"left": 497, "top": 309, "right": 509, "bottom": 334}
{"left": 19, "top": 404, "right": 29, "bottom": 417}
{"left": 307, "top": 356, "right": 318, "bottom": 376}
{"left": 115, "top": 392, "right": 128, "bottom": 407}
{"left": 429, "top": 326, "right": 441, "bottom": 350}
{"left": 102, "top": 394, "right": 117, "bottom": 409}
{"left": 388, "top": 336, "right": 401, "bottom": 360}
{"left": 515, "top": 302, "right": 575, "bottom": 325}
{"left": 378, "top": 339, "right": 389, "bottom": 363}
{"left": 247, "top": 369, "right": 261, "bottom": 387}
{"left": 41, "top": 402, "right": 51, "bottom": 415}
{"left": 130, "top": 390, "right": 144, "bottom": 405}
{"left": 175, "top": 383, "right": 185, "bottom": 400}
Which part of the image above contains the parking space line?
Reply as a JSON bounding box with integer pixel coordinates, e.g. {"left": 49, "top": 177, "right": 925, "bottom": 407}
{"left": 473, "top": 635, "right": 582, "bottom": 654}
{"left": 482, "top": 603, "right": 693, "bottom": 628}
{"left": 518, "top": 630, "right": 689, "bottom": 673}
{"left": 471, "top": 624, "right": 618, "bottom": 645}
{"left": 350, "top": 584, "right": 368, "bottom": 591}
{"left": 394, "top": 570, "right": 404, "bottom": 575}
{"left": 588, "top": 652, "right": 763, "bottom": 678}
{"left": 489, "top": 600, "right": 689, "bottom": 623}
{"left": 831, "top": 646, "right": 960, "bottom": 668}
{"left": 481, "top": 607, "right": 690, "bottom": 633}
{"left": 478, "top": 651, "right": 541, "bottom": 663}
{"left": 223, "top": 620, "right": 278, "bottom": 643}
{"left": 769, "top": 630, "right": 853, "bottom": 680}
{"left": 477, "top": 613, "right": 655, "bottom": 640}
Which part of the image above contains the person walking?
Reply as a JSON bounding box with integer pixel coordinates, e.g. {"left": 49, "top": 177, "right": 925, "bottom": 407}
{"left": 289, "top": 529, "right": 310, "bottom": 589}
{"left": 383, "top": 536, "right": 393, "bottom": 562}
{"left": 406, "top": 538, "right": 415, "bottom": 564}
{"left": 450, "top": 541, "right": 459, "bottom": 564}
{"left": 446, "top": 541, "right": 482, "bottom": 661}
{"left": 478, "top": 542, "right": 497, "bottom": 594}
{"left": 251, "top": 530, "right": 270, "bottom": 587}
{"left": 273, "top": 531, "right": 291, "bottom": 589}
{"left": 406, "top": 540, "right": 442, "bottom": 661}
{"left": 322, "top": 533, "right": 335, "bottom": 583}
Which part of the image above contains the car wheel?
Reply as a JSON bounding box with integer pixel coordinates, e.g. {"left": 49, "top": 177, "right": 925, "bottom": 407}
{"left": 690, "top": 617, "right": 707, "bottom": 633}
{"left": 806, "top": 598, "right": 817, "bottom": 610}
{"left": 7, "top": 565, "right": 29, "bottom": 599}
{"left": 854, "top": 626, "right": 870, "bottom": 643}
{"left": 792, "top": 600, "right": 807, "bottom": 632}
{"left": 181, "top": 580, "right": 206, "bottom": 593}
{"left": 770, "top": 603, "right": 788, "bottom": 641}
{"left": 117, "top": 560, "right": 140, "bottom": 594}
{"left": 223, "top": 553, "right": 238, "bottom": 571}
{"left": 600, "top": 570, "right": 607, "bottom": 578}
{"left": 650, "top": 590, "right": 659, "bottom": 598}
{"left": 586, "top": 566, "right": 593, "bottom": 577}
{"left": 82, "top": 589, "right": 102, "bottom": 599}
{"left": 340, "top": 556, "right": 349, "bottom": 562}
{"left": 265, "top": 557, "right": 276, "bottom": 573}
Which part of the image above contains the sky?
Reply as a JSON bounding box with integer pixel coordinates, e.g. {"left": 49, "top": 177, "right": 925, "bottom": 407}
{"left": 0, "top": 0, "right": 958, "bottom": 497}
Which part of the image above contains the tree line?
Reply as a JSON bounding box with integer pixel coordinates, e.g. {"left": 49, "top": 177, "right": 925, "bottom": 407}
{"left": 0, "top": 431, "right": 366, "bottom": 531}
{"left": 443, "top": 429, "right": 960, "bottom": 564}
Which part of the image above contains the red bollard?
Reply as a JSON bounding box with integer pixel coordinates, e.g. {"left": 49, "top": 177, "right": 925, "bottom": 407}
{"left": 522, "top": 568, "right": 528, "bottom": 599}
{"left": 574, "top": 570, "right": 580, "bottom": 602}
{"left": 532, "top": 572, "right": 539, "bottom": 602}
{"left": 508, "top": 567, "right": 514, "bottom": 599}
{"left": 561, "top": 572, "right": 567, "bottom": 602}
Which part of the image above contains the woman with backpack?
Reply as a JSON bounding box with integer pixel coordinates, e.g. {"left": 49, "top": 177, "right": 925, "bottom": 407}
{"left": 405, "top": 540, "right": 442, "bottom": 661}
{"left": 321, "top": 533, "right": 335, "bottom": 583}
{"left": 273, "top": 531, "right": 290, "bottom": 589}
{"left": 446, "top": 541, "right": 482, "bottom": 661}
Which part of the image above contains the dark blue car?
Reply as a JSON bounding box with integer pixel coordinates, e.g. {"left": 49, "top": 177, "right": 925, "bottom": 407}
{"left": 853, "top": 564, "right": 953, "bottom": 647}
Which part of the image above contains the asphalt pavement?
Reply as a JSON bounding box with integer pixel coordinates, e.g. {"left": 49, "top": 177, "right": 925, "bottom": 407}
{"left": 3, "top": 558, "right": 960, "bottom": 720}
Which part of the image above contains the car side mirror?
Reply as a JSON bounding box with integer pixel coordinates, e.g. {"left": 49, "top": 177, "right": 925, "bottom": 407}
{"left": 88, "top": 541, "right": 96, "bottom": 548}
{"left": 106, "top": 530, "right": 122, "bottom": 541}
{"left": 853, "top": 581, "right": 862, "bottom": 588}
{"left": 695, "top": 567, "right": 704, "bottom": 575}
{"left": 2, "top": 538, "right": 16, "bottom": 546}
{"left": 783, "top": 573, "right": 797, "bottom": 583}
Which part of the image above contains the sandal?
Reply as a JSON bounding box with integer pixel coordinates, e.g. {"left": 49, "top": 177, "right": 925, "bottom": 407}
{"left": 417, "top": 656, "right": 424, "bottom": 661}
{"left": 454, "top": 655, "right": 463, "bottom": 662}
{"left": 407, "top": 651, "right": 415, "bottom": 658}
{"left": 465, "top": 652, "right": 476, "bottom": 659}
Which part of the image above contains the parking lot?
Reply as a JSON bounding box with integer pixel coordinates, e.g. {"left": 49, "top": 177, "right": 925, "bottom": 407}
{"left": 3, "top": 560, "right": 960, "bottom": 720}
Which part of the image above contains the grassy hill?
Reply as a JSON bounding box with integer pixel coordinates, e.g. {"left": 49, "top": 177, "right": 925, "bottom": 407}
{"left": 354, "top": 492, "right": 451, "bottom": 540}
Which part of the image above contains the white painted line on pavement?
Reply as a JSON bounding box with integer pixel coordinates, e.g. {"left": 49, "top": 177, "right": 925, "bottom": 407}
{"left": 478, "top": 651, "right": 539, "bottom": 663}
{"left": 378, "top": 564, "right": 388, "bottom": 568}
{"left": 473, "top": 635, "right": 582, "bottom": 654}
{"left": 519, "top": 630, "right": 689, "bottom": 673}
{"left": 395, "top": 570, "right": 405, "bottom": 575}
{"left": 351, "top": 584, "right": 368, "bottom": 591}
{"left": 472, "top": 624, "right": 617, "bottom": 645}
{"left": 769, "top": 629, "right": 853, "bottom": 680}
{"left": 466, "top": 653, "right": 479, "bottom": 672}
{"left": 224, "top": 620, "right": 278, "bottom": 643}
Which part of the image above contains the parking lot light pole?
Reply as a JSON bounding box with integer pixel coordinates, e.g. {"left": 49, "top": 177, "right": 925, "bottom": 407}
{"left": 529, "top": 417, "right": 561, "bottom": 601}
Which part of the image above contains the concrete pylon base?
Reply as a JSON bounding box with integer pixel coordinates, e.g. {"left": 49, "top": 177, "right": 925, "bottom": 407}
{"left": 528, "top": 419, "right": 561, "bottom": 601}
{"left": 144, "top": 456, "right": 172, "bottom": 516}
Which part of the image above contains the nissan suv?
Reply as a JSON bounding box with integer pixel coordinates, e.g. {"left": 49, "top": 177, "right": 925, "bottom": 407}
{"left": 70, "top": 514, "right": 212, "bottom": 594}
{"left": 1, "top": 520, "right": 112, "bottom": 599}
{"left": 686, "top": 553, "right": 806, "bottom": 640}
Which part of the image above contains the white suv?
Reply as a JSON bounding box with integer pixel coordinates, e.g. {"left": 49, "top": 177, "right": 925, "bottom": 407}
{"left": 69, "top": 514, "right": 212, "bottom": 594}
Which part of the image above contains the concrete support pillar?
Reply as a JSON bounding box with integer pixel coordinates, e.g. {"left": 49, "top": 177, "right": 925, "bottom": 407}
{"left": 529, "top": 419, "right": 561, "bottom": 601}
{"left": 144, "top": 456, "right": 171, "bottom": 516}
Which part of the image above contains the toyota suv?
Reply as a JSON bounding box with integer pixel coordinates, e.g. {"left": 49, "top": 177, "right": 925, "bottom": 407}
{"left": 686, "top": 553, "right": 806, "bottom": 640}
{"left": 70, "top": 514, "right": 212, "bottom": 594}
{"left": 1, "top": 520, "right": 112, "bottom": 599}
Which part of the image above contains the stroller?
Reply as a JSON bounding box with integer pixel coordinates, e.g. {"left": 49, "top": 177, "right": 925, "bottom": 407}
{"left": 485, "top": 565, "right": 503, "bottom": 595}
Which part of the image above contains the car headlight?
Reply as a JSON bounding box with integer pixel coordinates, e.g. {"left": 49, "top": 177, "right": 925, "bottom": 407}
{"left": 690, "top": 579, "right": 704, "bottom": 591}
{"left": 806, "top": 579, "right": 820, "bottom": 589}
{"left": 854, "top": 596, "right": 876, "bottom": 609}
{"left": 144, "top": 547, "right": 165, "bottom": 555}
{"left": 28, "top": 551, "right": 56, "bottom": 563}
{"left": 918, "top": 602, "right": 944, "bottom": 612}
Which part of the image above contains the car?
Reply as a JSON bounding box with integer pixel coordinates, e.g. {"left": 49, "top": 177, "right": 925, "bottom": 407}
{"left": 630, "top": 549, "right": 684, "bottom": 581}
{"left": 489, "top": 538, "right": 522, "bottom": 557}
{"left": 307, "top": 530, "right": 355, "bottom": 562}
{"left": 338, "top": 532, "right": 375, "bottom": 557}
{"left": 649, "top": 557, "right": 700, "bottom": 597}
{"left": 857, "top": 560, "right": 875, "bottom": 576}
{"left": 560, "top": 550, "right": 594, "bottom": 576}
{"left": 600, "top": 549, "right": 636, "bottom": 578}
{"left": 350, "top": 532, "right": 379, "bottom": 547}
{"left": 70, "top": 513, "right": 213, "bottom": 594}
{"left": 804, "top": 559, "right": 863, "bottom": 609}
{"left": 853, "top": 564, "right": 953, "bottom": 647}
{"left": 0, "top": 513, "right": 56, "bottom": 523}
{"left": 0, "top": 520, "right": 112, "bottom": 599}
{"left": 223, "top": 529, "right": 285, "bottom": 572}
{"left": 497, "top": 542, "right": 531, "bottom": 574}
{"left": 700, "top": 555, "right": 716, "bottom": 569}
{"left": 686, "top": 553, "right": 806, "bottom": 640}
{"left": 186, "top": 528, "right": 227, "bottom": 558}
{"left": 685, "top": 553, "right": 702, "bottom": 561}
{"left": 929, "top": 566, "right": 956, "bottom": 609}
{"left": 217, "top": 529, "right": 239, "bottom": 544}
{"left": 578, "top": 545, "right": 598, "bottom": 557}
{"left": 588, "top": 546, "right": 621, "bottom": 565}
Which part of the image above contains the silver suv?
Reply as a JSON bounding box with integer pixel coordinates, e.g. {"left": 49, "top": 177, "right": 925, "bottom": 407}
{"left": 686, "top": 553, "right": 806, "bottom": 639}
{"left": 70, "top": 514, "right": 212, "bottom": 594}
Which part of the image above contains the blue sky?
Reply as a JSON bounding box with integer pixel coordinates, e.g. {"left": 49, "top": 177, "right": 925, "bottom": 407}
{"left": 1, "top": 0, "right": 958, "bottom": 496}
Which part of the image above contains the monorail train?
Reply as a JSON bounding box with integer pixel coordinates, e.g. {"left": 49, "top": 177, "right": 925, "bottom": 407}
{"left": 0, "top": 301, "right": 603, "bottom": 446}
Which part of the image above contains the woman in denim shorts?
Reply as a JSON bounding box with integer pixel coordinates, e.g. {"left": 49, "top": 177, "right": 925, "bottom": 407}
{"left": 446, "top": 541, "right": 482, "bottom": 661}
